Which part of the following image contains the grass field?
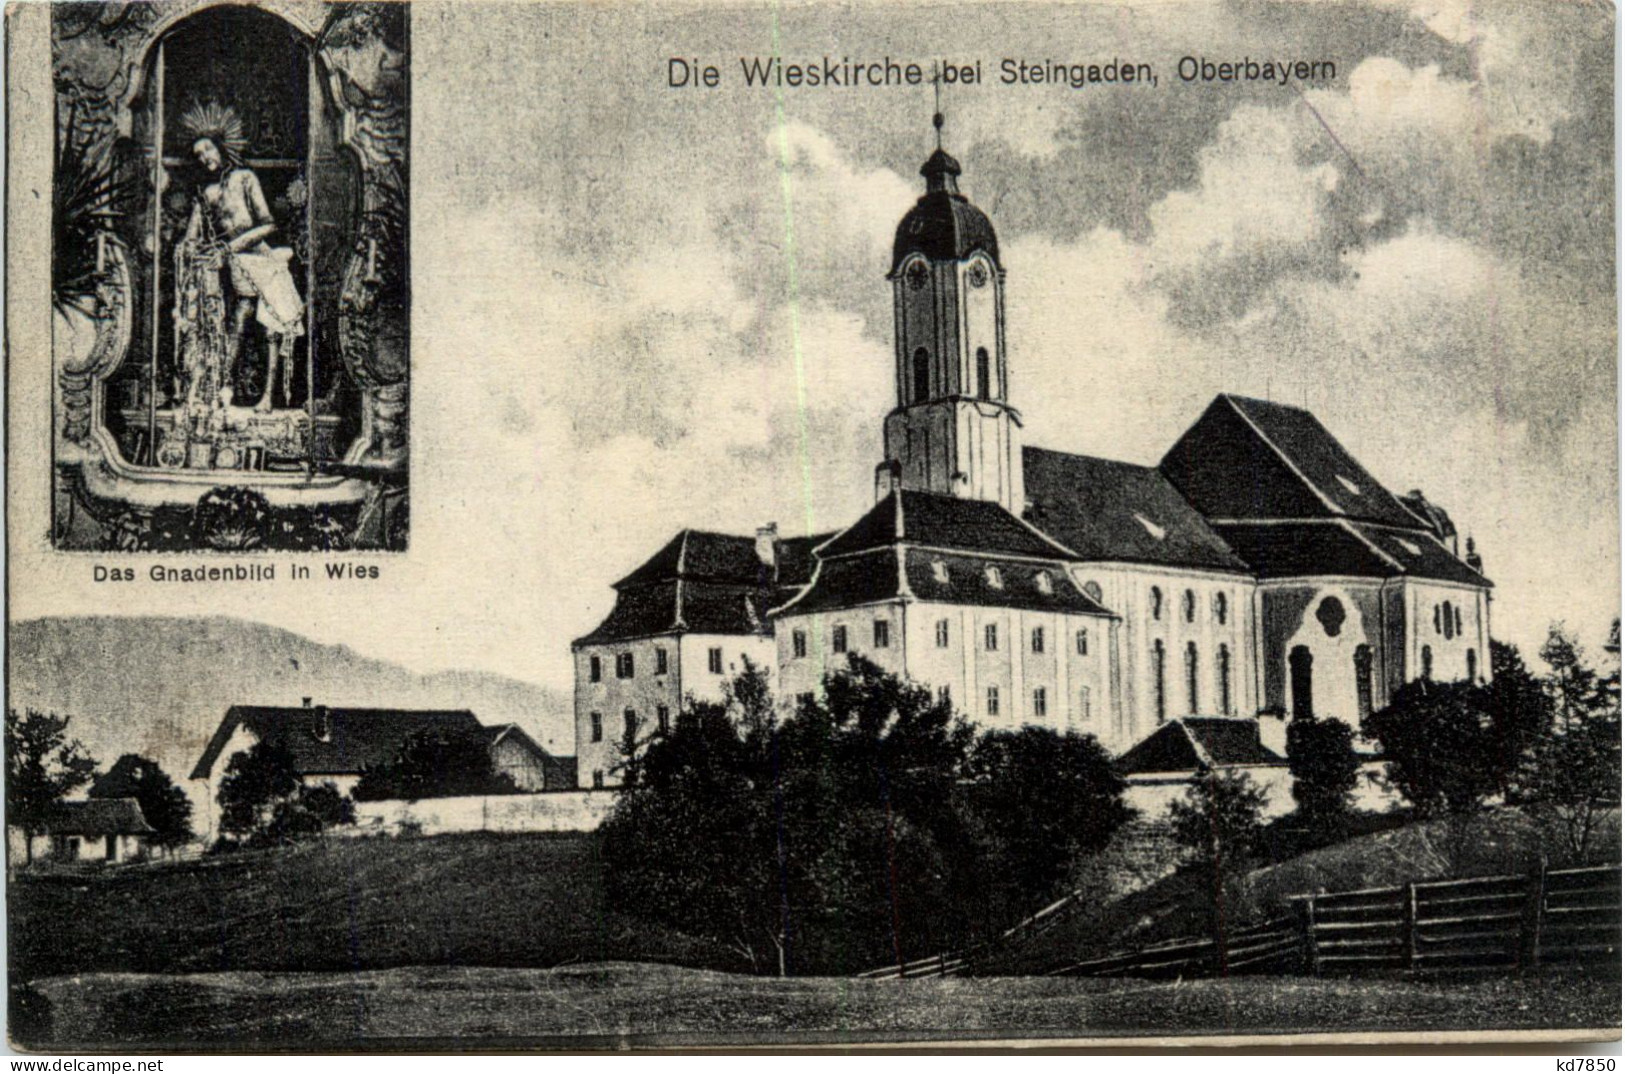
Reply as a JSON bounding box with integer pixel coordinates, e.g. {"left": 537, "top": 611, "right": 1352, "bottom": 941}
{"left": 8, "top": 832, "right": 743, "bottom": 981}
{"left": 19, "top": 962, "right": 1620, "bottom": 1049}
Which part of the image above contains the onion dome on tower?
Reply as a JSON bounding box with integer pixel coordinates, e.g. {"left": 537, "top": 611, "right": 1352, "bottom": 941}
{"left": 891, "top": 127, "right": 1001, "bottom": 272}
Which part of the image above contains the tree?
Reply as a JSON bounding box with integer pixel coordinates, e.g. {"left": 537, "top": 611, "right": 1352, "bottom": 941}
{"left": 1485, "top": 639, "right": 1554, "bottom": 797}
{"left": 962, "top": 727, "right": 1132, "bottom": 918}
{"left": 6, "top": 709, "right": 98, "bottom": 864}
{"left": 602, "top": 656, "right": 996, "bottom": 975}
{"left": 1168, "top": 768, "right": 1268, "bottom": 954}
{"left": 1364, "top": 680, "right": 1505, "bottom": 817}
{"left": 88, "top": 754, "right": 194, "bottom": 850}
{"left": 217, "top": 739, "right": 353, "bottom": 847}
{"left": 1524, "top": 623, "right": 1622, "bottom": 862}
{"left": 352, "top": 728, "right": 518, "bottom": 802}
{"left": 1286, "top": 717, "right": 1360, "bottom": 832}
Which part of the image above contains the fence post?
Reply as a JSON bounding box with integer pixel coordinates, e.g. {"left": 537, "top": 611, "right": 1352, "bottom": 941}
{"left": 1520, "top": 858, "right": 1547, "bottom": 972}
{"left": 1298, "top": 896, "right": 1321, "bottom": 978}
{"left": 1403, "top": 882, "right": 1418, "bottom": 973}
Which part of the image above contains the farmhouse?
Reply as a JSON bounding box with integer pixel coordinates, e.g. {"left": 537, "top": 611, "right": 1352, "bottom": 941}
{"left": 190, "top": 700, "right": 570, "bottom": 839}
{"left": 8, "top": 798, "right": 155, "bottom": 865}
{"left": 573, "top": 126, "right": 1494, "bottom": 788}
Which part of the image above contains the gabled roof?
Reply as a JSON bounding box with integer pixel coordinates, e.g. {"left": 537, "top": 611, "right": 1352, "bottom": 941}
{"left": 1022, "top": 447, "right": 1249, "bottom": 573}
{"left": 818, "top": 489, "right": 1076, "bottom": 561}
{"left": 1161, "top": 395, "right": 1422, "bottom": 528}
{"left": 42, "top": 798, "right": 154, "bottom": 837}
{"left": 1116, "top": 717, "right": 1286, "bottom": 775}
{"left": 1214, "top": 521, "right": 1492, "bottom": 587}
{"left": 190, "top": 706, "right": 483, "bottom": 780}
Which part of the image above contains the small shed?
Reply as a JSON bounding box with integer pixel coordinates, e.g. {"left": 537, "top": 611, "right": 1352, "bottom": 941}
{"left": 12, "top": 798, "right": 156, "bottom": 865}
{"left": 1116, "top": 716, "right": 1293, "bottom": 820}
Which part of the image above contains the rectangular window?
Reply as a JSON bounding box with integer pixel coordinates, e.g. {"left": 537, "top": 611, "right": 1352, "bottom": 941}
{"left": 935, "top": 619, "right": 950, "bottom": 648}
{"left": 655, "top": 648, "right": 668, "bottom": 675}
{"left": 874, "top": 619, "right": 891, "bottom": 648}
{"left": 833, "top": 625, "right": 848, "bottom": 654}
{"left": 792, "top": 630, "right": 808, "bottom": 659}
{"left": 1076, "top": 629, "right": 1089, "bottom": 656}
{"left": 1079, "top": 685, "right": 1092, "bottom": 721}
{"left": 616, "top": 652, "right": 635, "bottom": 679}
{"left": 985, "top": 623, "right": 999, "bottom": 651}
{"left": 589, "top": 655, "right": 602, "bottom": 682}
{"left": 590, "top": 712, "right": 603, "bottom": 743}
{"left": 592, "top": 770, "right": 605, "bottom": 789}
{"left": 1032, "top": 626, "right": 1045, "bottom": 654}
{"left": 1033, "top": 687, "right": 1047, "bottom": 718}
{"left": 623, "top": 709, "right": 638, "bottom": 741}
{"left": 986, "top": 686, "right": 1000, "bottom": 717}
{"left": 797, "top": 691, "right": 815, "bottom": 710}
{"left": 657, "top": 704, "right": 670, "bottom": 734}
{"left": 708, "top": 647, "right": 723, "bottom": 674}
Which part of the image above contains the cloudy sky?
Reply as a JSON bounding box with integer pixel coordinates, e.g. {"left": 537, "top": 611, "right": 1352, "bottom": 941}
{"left": 19, "top": 0, "right": 1618, "bottom": 693}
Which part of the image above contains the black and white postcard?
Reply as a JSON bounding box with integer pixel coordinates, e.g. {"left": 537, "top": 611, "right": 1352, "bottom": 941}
{"left": 4, "top": 0, "right": 1619, "bottom": 1053}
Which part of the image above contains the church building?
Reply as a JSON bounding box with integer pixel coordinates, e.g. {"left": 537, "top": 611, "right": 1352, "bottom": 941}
{"left": 573, "top": 129, "right": 1493, "bottom": 788}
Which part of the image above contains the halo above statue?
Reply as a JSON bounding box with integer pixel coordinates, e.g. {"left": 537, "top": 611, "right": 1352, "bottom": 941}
{"left": 179, "top": 100, "right": 247, "bottom": 164}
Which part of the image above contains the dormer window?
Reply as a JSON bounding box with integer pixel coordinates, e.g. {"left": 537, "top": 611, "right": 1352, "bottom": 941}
{"left": 985, "top": 566, "right": 1004, "bottom": 589}
{"left": 1035, "top": 571, "right": 1053, "bottom": 595}
{"left": 931, "top": 560, "right": 949, "bottom": 585}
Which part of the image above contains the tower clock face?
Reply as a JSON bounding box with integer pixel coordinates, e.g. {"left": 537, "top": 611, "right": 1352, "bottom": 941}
{"left": 906, "top": 261, "right": 929, "bottom": 290}
{"left": 967, "top": 262, "right": 989, "bottom": 289}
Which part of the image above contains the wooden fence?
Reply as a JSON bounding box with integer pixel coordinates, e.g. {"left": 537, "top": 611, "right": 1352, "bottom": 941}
{"left": 1048, "top": 864, "right": 1619, "bottom": 980}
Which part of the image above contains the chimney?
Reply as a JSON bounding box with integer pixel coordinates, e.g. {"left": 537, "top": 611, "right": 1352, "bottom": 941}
{"left": 874, "top": 459, "right": 902, "bottom": 502}
{"left": 755, "top": 523, "right": 779, "bottom": 569}
{"left": 1465, "top": 536, "right": 1484, "bottom": 574}
{"left": 302, "top": 697, "right": 313, "bottom": 708}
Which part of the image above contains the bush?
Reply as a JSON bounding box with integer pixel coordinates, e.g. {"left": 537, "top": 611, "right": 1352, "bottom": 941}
{"left": 1168, "top": 769, "right": 1268, "bottom": 945}
{"left": 1364, "top": 680, "right": 1503, "bottom": 817}
{"left": 1286, "top": 717, "right": 1360, "bottom": 832}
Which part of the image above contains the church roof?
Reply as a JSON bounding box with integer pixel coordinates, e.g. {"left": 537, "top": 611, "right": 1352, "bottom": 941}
{"left": 190, "top": 705, "right": 483, "bottom": 781}
{"left": 1022, "top": 447, "right": 1249, "bottom": 573}
{"left": 1161, "top": 394, "right": 1425, "bottom": 529}
{"left": 892, "top": 149, "right": 1000, "bottom": 271}
{"left": 818, "top": 489, "right": 1076, "bottom": 561}
{"left": 774, "top": 491, "right": 1112, "bottom": 619}
{"left": 1116, "top": 717, "right": 1286, "bottom": 775}
{"left": 577, "top": 528, "right": 834, "bottom": 646}
{"left": 1214, "top": 520, "right": 1491, "bottom": 587}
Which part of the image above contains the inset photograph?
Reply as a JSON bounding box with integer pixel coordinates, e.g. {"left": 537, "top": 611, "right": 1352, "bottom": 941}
{"left": 50, "top": 1, "right": 409, "bottom": 551}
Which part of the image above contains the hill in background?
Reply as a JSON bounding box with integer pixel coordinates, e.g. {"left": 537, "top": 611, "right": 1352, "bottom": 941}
{"left": 8, "top": 616, "right": 574, "bottom": 809}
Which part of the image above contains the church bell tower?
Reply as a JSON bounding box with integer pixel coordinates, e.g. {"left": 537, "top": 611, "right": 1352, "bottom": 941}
{"left": 878, "top": 113, "right": 1023, "bottom": 514}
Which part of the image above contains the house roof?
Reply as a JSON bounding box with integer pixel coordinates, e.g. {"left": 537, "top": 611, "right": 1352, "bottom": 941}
{"left": 1116, "top": 717, "right": 1286, "bottom": 775}
{"left": 43, "top": 798, "right": 155, "bottom": 837}
{"left": 578, "top": 529, "right": 835, "bottom": 646}
{"left": 482, "top": 723, "right": 549, "bottom": 759}
{"left": 1214, "top": 521, "right": 1491, "bottom": 587}
{"left": 190, "top": 706, "right": 483, "bottom": 780}
{"left": 902, "top": 550, "right": 1114, "bottom": 616}
{"left": 1022, "top": 447, "right": 1249, "bottom": 573}
{"left": 770, "top": 548, "right": 902, "bottom": 617}
{"left": 1161, "top": 395, "right": 1424, "bottom": 529}
{"left": 818, "top": 489, "right": 1077, "bottom": 562}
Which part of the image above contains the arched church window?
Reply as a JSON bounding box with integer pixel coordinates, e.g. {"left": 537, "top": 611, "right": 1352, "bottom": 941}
{"left": 1150, "top": 587, "right": 1163, "bottom": 621}
{"left": 1454, "top": 604, "right": 1463, "bottom": 638}
{"left": 1289, "top": 645, "right": 1314, "bottom": 720}
{"left": 1316, "top": 597, "right": 1346, "bottom": 637}
{"left": 1152, "top": 640, "right": 1166, "bottom": 721}
{"left": 1217, "top": 644, "right": 1232, "bottom": 714}
{"left": 1467, "top": 647, "right": 1478, "bottom": 682}
{"left": 1434, "top": 605, "right": 1443, "bottom": 635}
{"left": 1354, "top": 644, "right": 1374, "bottom": 720}
{"left": 912, "top": 347, "right": 931, "bottom": 403}
{"left": 976, "top": 347, "right": 991, "bottom": 400}
{"left": 1185, "top": 642, "right": 1199, "bottom": 714}
{"left": 1183, "top": 589, "right": 1196, "bottom": 623}
{"left": 1421, "top": 645, "right": 1434, "bottom": 680}
{"left": 1443, "top": 601, "right": 1455, "bottom": 640}
{"left": 1214, "top": 591, "right": 1228, "bottom": 625}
